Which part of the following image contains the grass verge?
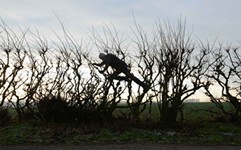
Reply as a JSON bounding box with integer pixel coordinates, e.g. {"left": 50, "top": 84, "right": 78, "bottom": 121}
{"left": 0, "top": 121, "right": 241, "bottom": 145}
{"left": 1, "top": 102, "right": 240, "bottom": 145}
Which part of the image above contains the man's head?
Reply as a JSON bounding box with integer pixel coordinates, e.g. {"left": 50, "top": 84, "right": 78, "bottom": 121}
{"left": 99, "top": 53, "right": 106, "bottom": 60}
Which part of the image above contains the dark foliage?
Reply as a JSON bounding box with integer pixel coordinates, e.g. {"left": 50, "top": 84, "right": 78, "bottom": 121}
{"left": 37, "top": 95, "right": 71, "bottom": 123}
{"left": 37, "top": 95, "right": 115, "bottom": 123}
{"left": 0, "top": 108, "right": 11, "bottom": 126}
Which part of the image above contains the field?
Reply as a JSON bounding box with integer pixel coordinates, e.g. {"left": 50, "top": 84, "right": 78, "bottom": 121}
{"left": 125, "top": 102, "right": 234, "bottom": 123}
{"left": 1, "top": 102, "right": 241, "bottom": 145}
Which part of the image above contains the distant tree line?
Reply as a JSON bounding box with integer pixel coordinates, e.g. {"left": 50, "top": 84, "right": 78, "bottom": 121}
{"left": 0, "top": 19, "right": 240, "bottom": 125}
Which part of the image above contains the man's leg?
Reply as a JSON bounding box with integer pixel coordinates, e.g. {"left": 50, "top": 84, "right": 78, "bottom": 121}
{"left": 124, "top": 71, "right": 149, "bottom": 93}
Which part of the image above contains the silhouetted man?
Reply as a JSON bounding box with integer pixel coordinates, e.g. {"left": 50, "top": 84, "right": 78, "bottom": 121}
{"left": 93, "top": 53, "right": 149, "bottom": 92}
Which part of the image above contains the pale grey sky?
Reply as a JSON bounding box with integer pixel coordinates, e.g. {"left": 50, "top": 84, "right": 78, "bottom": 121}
{"left": 1, "top": 0, "right": 241, "bottom": 44}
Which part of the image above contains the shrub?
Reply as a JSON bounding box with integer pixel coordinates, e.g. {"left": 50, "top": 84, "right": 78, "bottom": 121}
{"left": 36, "top": 94, "right": 116, "bottom": 123}
{"left": 0, "top": 108, "right": 11, "bottom": 126}
{"left": 37, "top": 95, "right": 71, "bottom": 123}
{"left": 70, "top": 97, "right": 115, "bottom": 124}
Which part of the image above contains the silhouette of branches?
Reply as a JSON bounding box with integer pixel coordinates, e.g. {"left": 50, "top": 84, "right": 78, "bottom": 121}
{"left": 0, "top": 18, "right": 240, "bottom": 125}
{"left": 205, "top": 44, "right": 241, "bottom": 121}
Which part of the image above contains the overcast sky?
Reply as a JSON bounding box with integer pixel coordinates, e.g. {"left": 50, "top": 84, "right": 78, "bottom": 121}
{"left": 1, "top": 0, "right": 241, "bottom": 45}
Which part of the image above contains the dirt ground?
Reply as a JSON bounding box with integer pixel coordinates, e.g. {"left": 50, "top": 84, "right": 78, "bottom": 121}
{"left": 0, "top": 144, "right": 241, "bottom": 150}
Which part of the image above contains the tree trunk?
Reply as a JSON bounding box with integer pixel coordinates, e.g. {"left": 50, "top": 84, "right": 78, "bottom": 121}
{"left": 160, "top": 98, "right": 182, "bottom": 124}
{"left": 160, "top": 107, "right": 178, "bottom": 124}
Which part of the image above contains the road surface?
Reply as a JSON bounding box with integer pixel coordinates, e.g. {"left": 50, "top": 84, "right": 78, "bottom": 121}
{"left": 0, "top": 143, "right": 240, "bottom": 150}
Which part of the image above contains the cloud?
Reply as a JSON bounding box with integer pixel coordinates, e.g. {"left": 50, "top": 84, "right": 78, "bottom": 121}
{"left": 0, "top": 0, "right": 241, "bottom": 43}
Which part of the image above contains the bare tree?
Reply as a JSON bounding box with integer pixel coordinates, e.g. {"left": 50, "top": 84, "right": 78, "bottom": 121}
{"left": 205, "top": 44, "right": 241, "bottom": 121}
{"left": 129, "top": 22, "right": 159, "bottom": 120}
{"left": 0, "top": 21, "right": 28, "bottom": 110}
{"left": 152, "top": 20, "right": 210, "bottom": 123}
{"left": 89, "top": 25, "right": 131, "bottom": 111}
{"left": 90, "top": 24, "right": 155, "bottom": 120}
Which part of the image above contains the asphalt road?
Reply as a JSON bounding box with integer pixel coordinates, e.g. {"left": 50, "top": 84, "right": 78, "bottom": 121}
{"left": 0, "top": 144, "right": 241, "bottom": 150}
